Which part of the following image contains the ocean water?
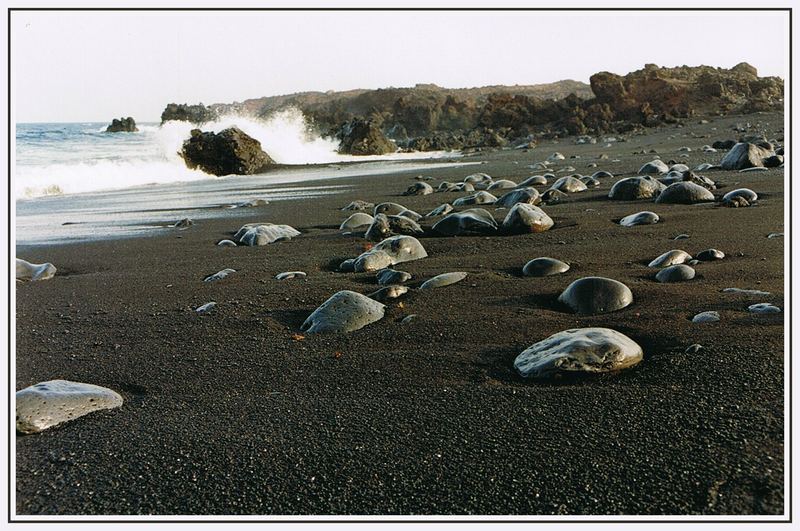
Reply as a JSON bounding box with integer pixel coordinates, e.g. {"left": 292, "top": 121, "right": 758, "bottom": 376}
{"left": 15, "top": 110, "right": 472, "bottom": 245}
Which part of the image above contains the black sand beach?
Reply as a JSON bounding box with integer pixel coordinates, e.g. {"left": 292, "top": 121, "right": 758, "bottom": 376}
{"left": 15, "top": 113, "right": 785, "bottom": 515}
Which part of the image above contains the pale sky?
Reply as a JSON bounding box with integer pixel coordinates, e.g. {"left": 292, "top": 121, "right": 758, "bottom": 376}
{"left": 11, "top": 10, "right": 789, "bottom": 123}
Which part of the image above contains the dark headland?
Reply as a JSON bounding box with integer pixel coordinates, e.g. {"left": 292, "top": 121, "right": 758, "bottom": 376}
{"left": 15, "top": 63, "right": 785, "bottom": 516}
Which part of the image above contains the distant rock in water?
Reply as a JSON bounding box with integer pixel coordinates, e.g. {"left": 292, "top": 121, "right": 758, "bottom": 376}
{"left": 181, "top": 127, "right": 275, "bottom": 176}
{"left": 336, "top": 118, "right": 396, "bottom": 155}
{"left": 105, "top": 117, "right": 138, "bottom": 132}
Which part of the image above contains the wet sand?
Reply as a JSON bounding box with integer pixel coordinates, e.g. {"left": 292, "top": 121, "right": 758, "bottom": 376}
{"left": 15, "top": 112, "right": 785, "bottom": 516}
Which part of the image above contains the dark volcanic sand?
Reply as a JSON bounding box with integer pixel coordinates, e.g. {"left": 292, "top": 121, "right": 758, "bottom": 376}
{"left": 15, "top": 113, "right": 785, "bottom": 516}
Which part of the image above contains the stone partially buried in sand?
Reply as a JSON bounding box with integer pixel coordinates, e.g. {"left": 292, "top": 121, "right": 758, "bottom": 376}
{"left": 549, "top": 176, "right": 587, "bottom": 193}
{"left": 453, "top": 191, "right": 498, "bottom": 206}
{"left": 655, "top": 182, "right": 715, "bottom": 204}
{"left": 747, "top": 303, "right": 781, "bottom": 314}
{"left": 638, "top": 160, "right": 670, "bottom": 175}
{"left": 722, "top": 188, "right": 758, "bottom": 203}
{"left": 275, "top": 271, "right": 307, "bottom": 280}
{"left": 619, "top": 211, "right": 659, "bottom": 227}
{"left": 403, "top": 182, "right": 433, "bottom": 196}
{"left": 340, "top": 213, "right": 375, "bottom": 232}
{"left": 420, "top": 272, "right": 468, "bottom": 289}
{"left": 16, "top": 380, "right": 123, "bottom": 434}
{"left": 16, "top": 258, "right": 57, "bottom": 281}
{"left": 648, "top": 250, "right": 692, "bottom": 268}
{"left": 376, "top": 269, "right": 412, "bottom": 285}
{"left": 558, "top": 277, "right": 633, "bottom": 315}
{"left": 432, "top": 208, "right": 498, "bottom": 236}
{"left": 501, "top": 204, "right": 554, "bottom": 234}
{"left": 425, "top": 204, "right": 454, "bottom": 218}
{"left": 696, "top": 249, "right": 725, "bottom": 261}
{"left": 514, "top": 327, "right": 643, "bottom": 379}
{"left": 341, "top": 200, "right": 374, "bottom": 212}
{"left": 234, "top": 223, "right": 301, "bottom": 246}
{"left": 301, "top": 290, "right": 385, "bottom": 333}
{"left": 522, "top": 257, "right": 570, "bottom": 277}
{"left": 353, "top": 235, "right": 428, "bottom": 272}
{"left": 364, "top": 214, "right": 424, "bottom": 242}
{"left": 692, "top": 311, "right": 721, "bottom": 323}
{"left": 608, "top": 176, "right": 666, "bottom": 200}
{"left": 655, "top": 264, "right": 696, "bottom": 282}
{"left": 494, "top": 187, "right": 541, "bottom": 208}
{"left": 720, "top": 142, "right": 774, "bottom": 170}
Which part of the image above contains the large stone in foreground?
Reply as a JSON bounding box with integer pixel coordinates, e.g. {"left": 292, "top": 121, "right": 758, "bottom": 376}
{"left": 514, "top": 327, "right": 643, "bottom": 379}
{"left": 301, "top": 290, "right": 385, "bottom": 333}
{"left": 558, "top": 276, "right": 633, "bottom": 315}
{"left": 181, "top": 127, "right": 275, "bottom": 176}
{"left": 16, "top": 258, "right": 56, "bottom": 281}
{"left": 353, "top": 235, "right": 428, "bottom": 272}
{"left": 16, "top": 380, "right": 123, "bottom": 434}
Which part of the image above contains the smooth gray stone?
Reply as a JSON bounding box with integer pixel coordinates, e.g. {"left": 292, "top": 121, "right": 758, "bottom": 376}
{"left": 550, "top": 176, "right": 587, "bottom": 193}
{"left": 722, "top": 188, "right": 758, "bottom": 203}
{"left": 620, "top": 211, "right": 659, "bottom": 227}
{"left": 373, "top": 202, "right": 408, "bottom": 216}
{"left": 425, "top": 204, "right": 454, "bottom": 218}
{"left": 368, "top": 285, "right": 409, "bottom": 301}
{"left": 517, "top": 175, "right": 548, "bottom": 187}
{"left": 696, "top": 249, "right": 725, "bottom": 261}
{"left": 722, "top": 288, "right": 771, "bottom": 296}
{"left": 453, "top": 191, "right": 498, "bottom": 206}
{"left": 494, "top": 187, "right": 541, "bottom": 208}
{"left": 558, "top": 277, "right": 633, "bottom": 315}
{"left": 522, "top": 257, "right": 570, "bottom": 277}
{"left": 608, "top": 176, "right": 665, "bottom": 200}
{"left": 541, "top": 189, "right": 568, "bottom": 204}
{"left": 420, "top": 272, "right": 468, "bottom": 289}
{"left": 692, "top": 311, "right": 720, "bottom": 323}
{"left": 276, "top": 271, "right": 307, "bottom": 280}
{"left": 16, "top": 258, "right": 56, "bottom": 281}
{"left": 301, "top": 290, "right": 385, "bottom": 333}
{"left": 655, "top": 182, "right": 715, "bottom": 204}
{"left": 217, "top": 239, "right": 238, "bottom": 247}
{"left": 235, "top": 223, "right": 301, "bottom": 246}
{"left": 638, "top": 160, "right": 670, "bottom": 175}
{"left": 648, "top": 250, "right": 692, "bottom": 268}
{"left": 195, "top": 302, "right": 217, "bottom": 314}
{"left": 514, "top": 327, "right": 643, "bottom": 379}
{"left": 591, "top": 171, "right": 613, "bottom": 179}
{"left": 487, "top": 179, "right": 517, "bottom": 190}
{"left": 353, "top": 235, "right": 428, "bottom": 272}
{"left": 655, "top": 264, "right": 696, "bottom": 282}
{"left": 432, "top": 208, "right": 498, "bottom": 236}
{"left": 580, "top": 176, "right": 600, "bottom": 188}
{"left": 16, "top": 380, "right": 123, "bottom": 434}
{"left": 341, "top": 200, "right": 374, "bottom": 211}
{"left": 502, "top": 204, "right": 554, "bottom": 234}
{"left": 403, "top": 182, "right": 433, "bottom": 196}
{"left": 463, "top": 173, "right": 493, "bottom": 183}
{"left": 720, "top": 142, "right": 774, "bottom": 170}
{"left": 340, "top": 213, "right": 374, "bottom": 232}
{"left": 747, "top": 303, "right": 781, "bottom": 314}
{"left": 376, "top": 269, "right": 412, "bottom": 286}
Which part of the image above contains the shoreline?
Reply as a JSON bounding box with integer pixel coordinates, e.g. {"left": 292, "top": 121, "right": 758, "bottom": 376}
{"left": 15, "top": 112, "right": 786, "bottom": 515}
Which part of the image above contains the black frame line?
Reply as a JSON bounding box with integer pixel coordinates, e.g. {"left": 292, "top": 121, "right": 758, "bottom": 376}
{"left": 6, "top": 5, "right": 793, "bottom": 525}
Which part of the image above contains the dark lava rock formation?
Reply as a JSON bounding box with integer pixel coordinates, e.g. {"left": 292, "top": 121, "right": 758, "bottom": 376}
{"left": 336, "top": 118, "right": 396, "bottom": 155}
{"left": 180, "top": 127, "right": 275, "bottom": 176}
{"left": 106, "top": 117, "right": 138, "bottom": 132}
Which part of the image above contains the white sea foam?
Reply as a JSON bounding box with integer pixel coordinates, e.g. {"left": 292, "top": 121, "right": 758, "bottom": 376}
{"left": 16, "top": 109, "right": 459, "bottom": 199}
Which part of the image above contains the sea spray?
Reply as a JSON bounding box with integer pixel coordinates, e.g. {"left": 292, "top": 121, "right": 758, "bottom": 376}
{"left": 16, "top": 112, "right": 459, "bottom": 199}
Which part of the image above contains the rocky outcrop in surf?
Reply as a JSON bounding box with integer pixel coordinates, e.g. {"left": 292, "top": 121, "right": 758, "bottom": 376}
{"left": 180, "top": 127, "right": 275, "bottom": 176}
{"left": 106, "top": 117, "right": 138, "bottom": 132}
{"left": 336, "top": 118, "right": 396, "bottom": 155}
